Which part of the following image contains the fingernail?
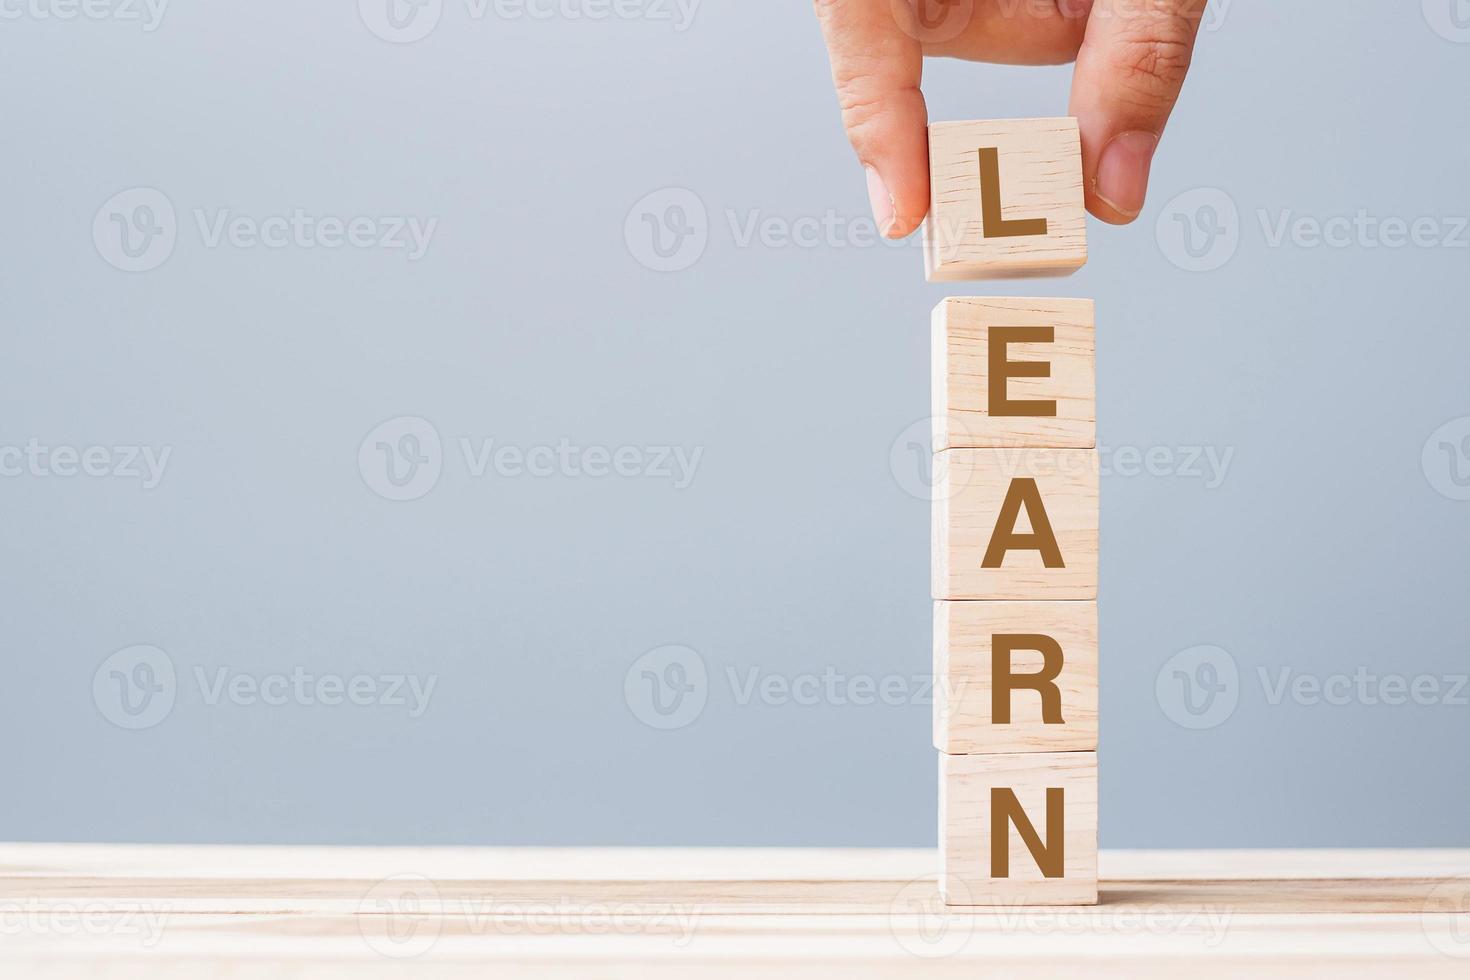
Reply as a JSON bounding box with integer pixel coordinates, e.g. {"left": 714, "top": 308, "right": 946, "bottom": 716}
{"left": 865, "top": 166, "right": 896, "bottom": 237}
{"left": 1095, "top": 131, "right": 1159, "bottom": 219}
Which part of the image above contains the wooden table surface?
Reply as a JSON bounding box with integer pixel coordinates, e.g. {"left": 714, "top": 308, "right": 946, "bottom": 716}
{"left": 3, "top": 845, "right": 1469, "bottom": 976}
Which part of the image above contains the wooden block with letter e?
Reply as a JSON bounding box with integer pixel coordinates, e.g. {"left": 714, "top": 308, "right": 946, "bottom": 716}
{"left": 933, "top": 297, "right": 1095, "bottom": 450}
{"left": 932, "top": 449, "right": 1098, "bottom": 600}
{"left": 940, "top": 750, "right": 1098, "bottom": 906}
{"left": 923, "top": 118, "right": 1087, "bottom": 282}
{"left": 934, "top": 600, "right": 1097, "bottom": 755}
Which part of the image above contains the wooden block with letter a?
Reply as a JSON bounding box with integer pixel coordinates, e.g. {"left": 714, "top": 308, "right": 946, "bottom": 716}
{"left": 932, "top": 448, "right": 1098, "bottom": 600}
{"left": 932, "top": 296, "right": 1095, "bottom": 450}
{"left": 940, "top": 750, "right": 1098, "bottom": 905}
{"left": 934, "top": 599, "right": 1097, "bottom": 755}
{"left": 923, "top": 117, "right": 1087, "bottom": 282}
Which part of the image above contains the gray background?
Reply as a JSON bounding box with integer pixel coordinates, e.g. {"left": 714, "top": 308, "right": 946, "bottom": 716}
{"left": 3, "top": 1, "right": 1469, "bottom": 847}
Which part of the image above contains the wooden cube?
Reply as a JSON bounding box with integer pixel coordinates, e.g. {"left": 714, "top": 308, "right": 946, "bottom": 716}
{"left": 934, "top": 601, "right": 1097, "bottom": 754}
{"left": 923, "top": 118, "right": 1087, "bottom": 282}
{"left": 933, "top": 297, "right": 1095, "bottom": 451}
{"left": 932, "top": 449, "right": 1098, "bottom": 600}
{"left": 939, "top": 751, "right": 1097, "bottom": 906}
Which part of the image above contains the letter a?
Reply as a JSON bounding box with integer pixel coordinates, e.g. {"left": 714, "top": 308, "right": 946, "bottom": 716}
{"left": 982, "top": 478, "right": 1065, "bottom": 569}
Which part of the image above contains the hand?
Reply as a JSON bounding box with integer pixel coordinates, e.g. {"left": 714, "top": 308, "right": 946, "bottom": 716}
{"left": 814, "top": 0, "right": 1205, "bottom": 235}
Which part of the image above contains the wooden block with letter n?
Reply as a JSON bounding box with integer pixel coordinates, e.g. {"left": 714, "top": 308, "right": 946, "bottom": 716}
{"left": 934, "top": 600, "right": 1097, "bottom": 755}
{"left": 923, "top": 117, "right": 1087, "bottom": 282}
{"left": 940, "top": 750, "right": 1098, "bottom": 906}
{"left": 932, "top": 296, "right": 1095, "bottom": 450}
{"left": 932, "top": 448, "right": 1098, "bottom": 600}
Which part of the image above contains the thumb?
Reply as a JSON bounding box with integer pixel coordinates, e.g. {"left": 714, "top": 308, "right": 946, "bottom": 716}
{"left": 1069, "top": 0, "right": 1204, "bottom": 224}
{"left": 814, "top": 0, "right": 928, "bottom": 238}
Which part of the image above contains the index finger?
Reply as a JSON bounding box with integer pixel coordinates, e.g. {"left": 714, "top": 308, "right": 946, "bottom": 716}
{"left": 814, "top": 0, "right": 929, "bottom": 238}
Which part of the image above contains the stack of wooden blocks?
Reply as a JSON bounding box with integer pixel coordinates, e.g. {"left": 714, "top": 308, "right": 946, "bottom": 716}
{"left": 925, "top": 118, "right": 1099, "bottom": 906}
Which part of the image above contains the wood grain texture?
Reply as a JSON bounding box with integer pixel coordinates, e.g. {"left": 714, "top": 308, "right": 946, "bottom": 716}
{"left": 940, "top": 751, "right": 1098, "bottom": 906}
{"left": 932, "top": 297, "right": 1095, "bottom": 450}
{"left": 2, "top": 846, "right": 1468, "bottom": 975}
{"left": 934, "top": 600, "right": 1097, "bottom": 754}
{"left": 932, "top": 449, "right": 1098, "bottom": 600}
{"left": 922, "top": 118, "right": 1087, "bottom": 282}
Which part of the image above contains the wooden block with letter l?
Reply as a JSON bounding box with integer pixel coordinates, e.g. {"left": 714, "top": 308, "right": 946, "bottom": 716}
{"left": 923, "top": 118, "right": 1087, "bottom": 282}
{"left": 940, "top": 750, "right": 1098, "bottom": 906}
{"left": 933, "top": 297, "right": 1095, "bottom": 451}
{"left": 934, "top": 600, "right": 1097, "bottom": 755}
{"left": 932, "top": 449, "right": 1098, "bottom": 600}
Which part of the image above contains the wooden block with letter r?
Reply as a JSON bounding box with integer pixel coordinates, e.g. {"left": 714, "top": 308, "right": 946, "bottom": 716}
{"left": 940, "top": 750, "right": 1098, "bottom": 906}
{"left": 934, "top": 600, "right": 1097, "bottom": 755}
{"left": 933, "top": 297, "right": 1095, "bottom": 450}
{"left": 923, "top": 118, "right": 1087, "bottom": 282}
{"left": 932, "top": 449, "right": 1098, "bottom": 600}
